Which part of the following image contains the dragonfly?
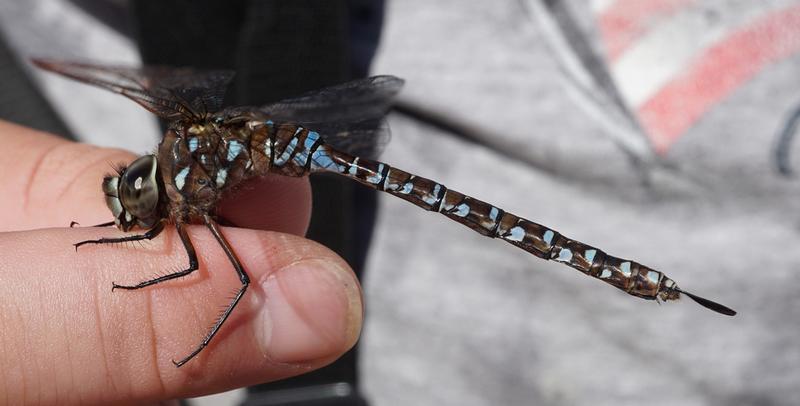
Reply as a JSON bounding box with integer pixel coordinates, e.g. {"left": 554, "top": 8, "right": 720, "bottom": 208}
{"left": 33, "top": 59, "right": 736, "bottom": 367}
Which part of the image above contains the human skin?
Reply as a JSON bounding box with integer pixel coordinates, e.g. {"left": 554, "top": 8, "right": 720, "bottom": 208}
{"left": 0, "top": 119, "right": 364, "bottom": 404}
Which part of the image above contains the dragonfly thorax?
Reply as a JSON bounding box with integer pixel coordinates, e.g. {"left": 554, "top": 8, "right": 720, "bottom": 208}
{"left": 103, "top": 155, "right": 163, "bottom": 231}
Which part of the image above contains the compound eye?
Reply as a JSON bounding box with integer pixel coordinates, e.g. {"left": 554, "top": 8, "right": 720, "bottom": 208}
{"left": 119, "top": 155, "right": 160, "bottom": 219}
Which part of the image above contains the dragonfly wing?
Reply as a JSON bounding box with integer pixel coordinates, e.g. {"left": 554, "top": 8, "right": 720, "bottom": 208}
{"left": 304, "top": 117, "right": 391, "bottom": 159}
{"left": 32, "top": 59, "right": 234, "bottom": 120}
{"left": 260, "top": 75, "right": 404, "bottom": 122}
{"left": 260, "top": 75, "right": 403, "bottom": 158}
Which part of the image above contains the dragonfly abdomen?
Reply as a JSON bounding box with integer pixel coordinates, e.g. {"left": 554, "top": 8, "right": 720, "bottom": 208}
{"left": 306, "top": 144, "right": 674, "bottom": 302}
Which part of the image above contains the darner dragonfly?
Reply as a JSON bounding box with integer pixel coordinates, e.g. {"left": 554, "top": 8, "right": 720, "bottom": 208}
{"left": 33, "top": 59, "right": 735, "bottom": 367}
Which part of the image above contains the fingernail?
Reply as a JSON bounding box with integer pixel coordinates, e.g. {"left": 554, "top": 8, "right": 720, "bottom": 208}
{"left": 258, "top": 259, "right": 363, "bottom": 363}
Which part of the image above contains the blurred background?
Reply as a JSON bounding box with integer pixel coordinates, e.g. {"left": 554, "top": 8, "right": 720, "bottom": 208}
{"left": 2, "top": 0, "right": 800, "bottom": 405}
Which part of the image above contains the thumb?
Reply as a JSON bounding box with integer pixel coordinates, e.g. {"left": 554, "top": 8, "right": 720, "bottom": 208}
{"left": 0, "top": 226, "right": 363, "bottom": 403}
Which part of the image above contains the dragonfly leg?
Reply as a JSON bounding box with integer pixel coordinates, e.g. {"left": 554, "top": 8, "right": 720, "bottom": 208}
{"left": 111, "top": 222, "right": 199, "bottom": 291}
{"left": 73, "top": 221, "right": 166, "bottom": 250}
{"left": 70, "top": 220, "right": 116, "bottom": 228}
{"left": 172, "top": 215, "right": 250, "bottom": 367}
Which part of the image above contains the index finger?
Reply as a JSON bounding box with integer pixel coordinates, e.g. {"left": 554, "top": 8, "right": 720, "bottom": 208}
{"left": 0, "top": 119, "right": 311, "bottom": 234}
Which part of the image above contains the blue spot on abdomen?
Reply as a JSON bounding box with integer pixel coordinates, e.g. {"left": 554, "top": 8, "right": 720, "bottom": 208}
{"left": 454, "top": 203, "right": 470, "bottom": 217}
{"left": 309, "top": 147, "right": 344, "bottom": 172}
{"left": 543, "top": 230, "right": 554, "bottom": 246}
{"left": 620, "top": 262, "right": 632, "bottom": 277}
{"left": 506, "top": 226, "right": 525, "bottom": 242}
{"left": 584, "top": 249, "right": 596, "bottom": 263}
{"left": 274, "top": 137, "right": 299, "bottom": 166}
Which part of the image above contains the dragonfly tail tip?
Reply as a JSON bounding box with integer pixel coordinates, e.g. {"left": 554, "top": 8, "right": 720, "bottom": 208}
{"left": 676, "top": 288, "right": 737, "bottom": 316}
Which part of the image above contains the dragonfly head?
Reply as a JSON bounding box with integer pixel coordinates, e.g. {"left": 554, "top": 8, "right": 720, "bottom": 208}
{"left": 103, "top": 155, "right": 163, "bottom": 231}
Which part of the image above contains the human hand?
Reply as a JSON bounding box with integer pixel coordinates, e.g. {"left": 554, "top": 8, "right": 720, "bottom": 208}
{"left": 0, "top": 120, "right": 363, "bottom": 404}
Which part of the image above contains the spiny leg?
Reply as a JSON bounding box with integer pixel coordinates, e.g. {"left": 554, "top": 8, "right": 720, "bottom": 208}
{"left": 172, "top": 214, "right": 250, "bottom": 367}
{"left": 73, "top": 221, "right": 166, "bottom": 250}
{"left": 112, "top": 222, "right": 199, "bottom": 291}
